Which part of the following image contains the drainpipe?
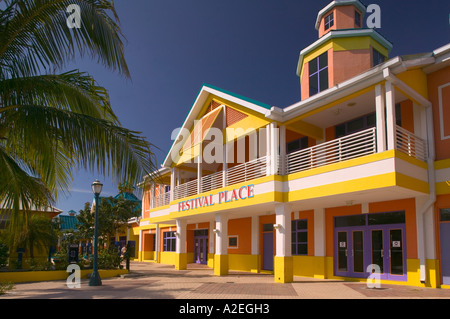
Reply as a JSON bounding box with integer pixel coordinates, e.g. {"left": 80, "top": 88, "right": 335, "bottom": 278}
{"left": 383, "top": 68, "right": 436, "bottom": 284}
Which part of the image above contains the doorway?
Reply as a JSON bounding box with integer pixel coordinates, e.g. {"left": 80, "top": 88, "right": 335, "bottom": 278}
{"left": 334, "top": 212, "right": 407, "bottom": 281}
{"left": 194, "top": 229, "right": 208, "bottom": 265}
{"left": 262, "top": 224, "right": 274, "bottom": 271}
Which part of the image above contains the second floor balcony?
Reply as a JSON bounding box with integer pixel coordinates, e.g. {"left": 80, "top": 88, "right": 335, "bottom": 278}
{"left": 145, "top": 78, "right": 432, "bottom": 211}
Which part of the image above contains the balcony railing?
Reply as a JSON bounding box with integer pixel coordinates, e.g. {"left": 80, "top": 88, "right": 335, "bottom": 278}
{"left": 157, "top": 126, "right": 429, "bottom": 204}
{"left": 286, "top": 127, "right": 377, "bottom": 175}
{"left": 173, "top": 156, "right": 268, "bottom": 201}
{"left": 153, "top": 191, "right": 170, "bottom": 208}
{"left": 395, "top": 125, "right": 427, "bottom": 162}
{"left": 174, "top": 179, "right": 198, "bottom": 201}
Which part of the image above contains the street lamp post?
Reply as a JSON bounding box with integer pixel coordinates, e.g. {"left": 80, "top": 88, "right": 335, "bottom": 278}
{"left": 89, "top": 180, "right": 103, "bottom": 286}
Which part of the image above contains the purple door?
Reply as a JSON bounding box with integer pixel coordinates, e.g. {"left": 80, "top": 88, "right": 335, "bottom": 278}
{"left": 194, "top": 230, "right": 208, "bottom": 264}
{"left": 440, "top": 223, "right": 450, "bottom": 285}
{"left": 334, "top": 213, "right": 407, "bottom": 281}
{"left": 263, "top": 232, "right": 274, "bottom": 271}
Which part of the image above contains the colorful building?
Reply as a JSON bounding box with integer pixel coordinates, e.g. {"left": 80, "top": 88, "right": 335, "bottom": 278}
{"left": 133, "top": 0, "right": 450, "bottom": 288}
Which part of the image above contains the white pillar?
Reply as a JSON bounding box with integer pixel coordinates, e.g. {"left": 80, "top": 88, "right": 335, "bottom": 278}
{"left": 375, "top": 84, "right": 387, "bottom": 153}
{"left": 385, "top": 81, "right": 397, "bottom": 150}
{"left": 139, "top": 229, "right": 143, "bottom": 261}
{"left": 209, "top": 220, "right": 215, "bottom": 254}
{"left": 270, "top": 122, "right": 279, "bottom": 175}
{"left": 176, "top": 219, "right": 186, "bottom": 254}
{"left": 197, "top": 157, "right": 202, "bottom": 194}
{"left": 275, "top": 203, "right": 291, "bottom": 257}
{"left": 266, "top": 124, "right": 271, "bottom": 176}
{"left": 223, "top": 143, "right": 228, "bottom": 187}
{"left": 280, "top": 125, "right": 286, "bottom": 175}
{"left": 155, "top": 225, "right": 160, "bottom": 261}
{"left": 314, "top": 208, "right": 326, "bottom": 257}
{"left": 150, "top": 183, "right": 155, "bottom": 209}
{"left": 251, "top": 216, "right": 259, "bottom": 255}
{"left": 170, "top": 167, "right": 176, "bottom": 202}
{"left": 215, "top": 213, "right": 228, "bottom": 255}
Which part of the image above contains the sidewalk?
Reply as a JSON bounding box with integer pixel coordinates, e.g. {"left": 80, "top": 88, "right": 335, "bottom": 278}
{"left": 2, "top": 261, "right": 450, "bottom": 300}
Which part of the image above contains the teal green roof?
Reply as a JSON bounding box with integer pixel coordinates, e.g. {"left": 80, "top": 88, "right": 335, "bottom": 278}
{"left": 59, "top": 215, "right": 79, "bottom": 231}
{"left": 202, "top": 83, "right": 272, "bottom": 110}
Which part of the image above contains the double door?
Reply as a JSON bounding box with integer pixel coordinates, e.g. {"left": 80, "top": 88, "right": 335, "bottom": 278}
{"left": 194, "top": 230, "right": 208, "bottom": 264}
{"left": 335, "top": 224, "right": 406, "bottom": 281}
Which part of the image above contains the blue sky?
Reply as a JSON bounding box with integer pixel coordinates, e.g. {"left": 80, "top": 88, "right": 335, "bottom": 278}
{"left": 56, "top": 0, "right": 450, "bottom": 214}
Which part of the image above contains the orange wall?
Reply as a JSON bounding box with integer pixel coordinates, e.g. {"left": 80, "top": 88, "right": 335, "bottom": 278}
{"left": 332, "top": 48, "right": 372, "bottom": 85}
{"left": 228, "top": 217, "right": 252, "bottom": 254}
{"left": 428, "top": 66, "right": 450, "bottom": 160}
{"left": 400, "top": 99, "right": 414, "bottom": 133}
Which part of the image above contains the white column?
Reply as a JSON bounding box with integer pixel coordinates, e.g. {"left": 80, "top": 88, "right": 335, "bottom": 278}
{"left": 266, "top": 124, "right": 271, "bottom": 176}
{"left": 209, "top": 220, "right": 215, "bottom": 254}
{"left": 251, "top": 216, "right": 259, "bottom": 255}
{"left": 139, "top": 229, "right": 143, "bottom": 261}
{"left": 223, "top": 143, "right": 228, "bottom": 187}
{"left": 197, "top": 157, "right": 202, "bottom": 194}
{"left": 314, "top": 208, "right": 326, "bottom": 257}
{"left": 155, "top": 225, "right": 160, "bottom": 261}
{"left": 275, "top": 203, "right": 291, "bottom": 257}
{"left": 279, "top": 125, "right": 286, "bottom": 175}
{"left": 150, "top": 183, "right": 155, "bottom": 209}
{"left": 215, "top": 213, "right": 228, "bottom": 255}
{"left": 385, "top": 81, "right": 397, "bottom": 150}
{"left": 176, "top": 219, "right": 186, "bottom": 254}
{"left": 270, "top": 122, "right": 279, "bottom": 175}
{"left": 375, "top": 84, "right": 386, "bottom": 153}
{"left": 170, "top": 168, "right": 176, "bottom": 202}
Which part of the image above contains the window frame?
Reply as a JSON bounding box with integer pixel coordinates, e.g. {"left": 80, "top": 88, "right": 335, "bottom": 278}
{"left": 163, "top": 231, "right": 176, "bottom": 252}
{"left": 373, "top": 48, "right": 386, "bottom": 67}
{"left": 291, "top": 219, "right": 308, "bottom": 256}
{"left": 355, "top": 10, "right": 361, "bottom": 27}
{"left": 324, "top": 12, "right": 334, "bottom": 30}
{"left": 309, "top": 52, "right": 329, "bottom": 97}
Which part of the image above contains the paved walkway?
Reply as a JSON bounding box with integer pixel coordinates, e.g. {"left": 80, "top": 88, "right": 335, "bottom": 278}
{"left": 2, "top": 261, "right": 450, "bottom": 300}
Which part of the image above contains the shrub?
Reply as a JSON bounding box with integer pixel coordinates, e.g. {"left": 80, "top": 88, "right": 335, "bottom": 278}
{"left": 97, "top": 248, "right": 121, "bottom": 269}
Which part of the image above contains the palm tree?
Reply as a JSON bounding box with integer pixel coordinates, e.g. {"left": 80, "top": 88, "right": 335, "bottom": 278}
{"left": 0, "top": 0, "right": 157, "bottom": 230}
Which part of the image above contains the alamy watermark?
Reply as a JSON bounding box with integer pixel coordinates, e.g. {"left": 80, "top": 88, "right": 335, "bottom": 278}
{"left": 66, "top": 4, "right": 81, "bottom": 29}
{"left": 66, "top": 264, "right": 81, "bottom": 289}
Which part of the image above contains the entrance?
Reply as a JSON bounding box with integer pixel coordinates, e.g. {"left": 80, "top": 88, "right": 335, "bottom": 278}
{"left": 262, "top": 224, "right": 274, "bottom": 271}
{"left": 194, "top": 229, "right": 208, "bottom": 264}
{"left": 439, "top": 208, "right": 450, "bottom": 285}
{"left": 334, "top": 212, "right": 407, "bottom": 281}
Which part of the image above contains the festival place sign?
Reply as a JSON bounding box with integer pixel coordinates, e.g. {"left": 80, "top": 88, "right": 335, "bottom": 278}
{"left": 177, "top": 184, "right": 255, "bottom": 212}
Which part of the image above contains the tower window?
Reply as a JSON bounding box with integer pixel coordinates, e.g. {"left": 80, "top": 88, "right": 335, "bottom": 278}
{"left": 373, "top": 49, "right": 386, "bottom": 67}
{"left": 309, "top": 52, "right": 329, "bottom": 97}
{"left": 324, "top": 12, "right": 334, "bottom": 30}
{"left": 355, "top": 11, "right": 361, "bottom": 27}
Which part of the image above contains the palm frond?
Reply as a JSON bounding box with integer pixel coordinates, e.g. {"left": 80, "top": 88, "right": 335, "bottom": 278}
{"left": 2, "top": 105, "right": 158, "bottom": 196}
{"left": 0, "top": 0, "right": 130, "bottom": 79}
{"left": 0, "top": 70, "right": 119, "bottom": 123}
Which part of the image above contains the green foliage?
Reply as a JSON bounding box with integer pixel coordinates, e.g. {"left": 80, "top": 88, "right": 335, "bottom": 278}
{"left": 2, "top": 214, "right": 58, "bottom": 261}
{"left": 0, "top": 0, "right": 157, "bottom": 235}
{"left": 0, "top": 244, "right": 8, "bottom": 268}
{"left": 76, "top": 196, "right": 139, "bottom": 241}
{"left": 97, "top": 248, "right": 122, "bottom": 270}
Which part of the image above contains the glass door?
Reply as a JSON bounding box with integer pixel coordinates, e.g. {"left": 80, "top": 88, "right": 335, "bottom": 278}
{"left": 334, "top": 230, "right": 366, "bottom": 278}
{"left": 369, "top": 226, "right": 406, "bottom": 281}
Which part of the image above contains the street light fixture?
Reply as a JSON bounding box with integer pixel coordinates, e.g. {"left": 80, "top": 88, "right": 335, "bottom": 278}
{"left": 89, "top": 180, "right": 103, "bottom": 286}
